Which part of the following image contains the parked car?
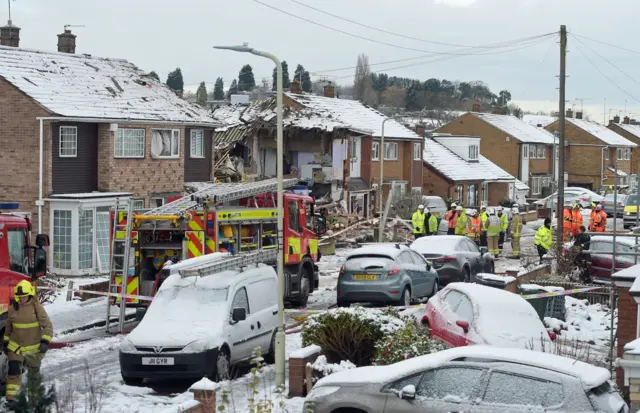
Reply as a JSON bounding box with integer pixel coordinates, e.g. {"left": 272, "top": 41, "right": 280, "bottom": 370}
{"left": 410, "top": 235, "right": 495, "bottom": 285}
{"left": 624, "top": 194, "right": 640, "bottom": 229}
{"left": 420, "top": 195, "right": 447, "bottom": 219}
{"left": 564, "top": 236, "right": 638, "bottom": 283}
{"left": 337, "top": 244, "right": 439, "bottom": 307}
{"left": 119, "top": 259, "right": 278, "bottom": 384}
{"left": 602, "top": 193, "right": 627, "bottom": 218}
{"left": 536, "top": 188, "right": 604, "bottom": 211}
{"left": 305, "top": 345, "right": 627, "bottom": 413}
{"left": 422, "top": 283, "right": 554, "bottom": 350}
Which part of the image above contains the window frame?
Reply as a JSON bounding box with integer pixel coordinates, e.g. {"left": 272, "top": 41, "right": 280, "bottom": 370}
{"left": 150, "top": 197, "right": 165, "bottom": 208}
{"left": 604, "top": 148, "right": 609, "bottom": 160}
{"left": 114, "top": 128, "right": 146, "bottom": 158}
{"left": 468, "top": 144, "right": 479, "bottom": 160}
{"left": 131, "top": 199, "right": 145, "bottom": 210}
{"left": 53, "top": 209, "right": 73, "bottom": 270}
{"left": 617, "top": 148, "right": 624, "bottom": 161}
{"left": 413, "top": 142, "right": 422, "bottom": 161}
{"left": 536, "top": 145, "right": 546, "bottom": 159}
{"left": 59, "top": 126, "right": 78, "bottom": 158}
{"left": 288, "top": 200, "right": 301, "bottom": 232}
{"left": 230, "top": 287, "right": 250, "bottom": 316}
{"left": 467, "top": 184, "right": 476, "bottom": 207}
{"left": 384, "top": 142, "right": 399, "bottom": 160}
{"left": 522, "top": 144, "right": 529, "bottom": 159}
{"left": 457, "top": 184, "right": 464, "bottom": 203}
{"left": 626, "top": 148, "right": 631, "bottom": 160}
{"left": 529, "top": 144, "right": 537, "bottom": 159}
{"left": 151, "top": 128, "right": 181, "bottom": 159}
{"left": 371, "top": 142, "right": 379, "bottom": 161}
{"left": 7, "top": 228, "right": 27, "bottom": 274}
{"left": 190, "top": 129, "right": 205, "bottom": 159}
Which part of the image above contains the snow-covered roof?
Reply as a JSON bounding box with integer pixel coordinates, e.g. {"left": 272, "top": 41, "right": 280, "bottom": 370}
{"left": 423, "top": 138, "right": 515, "bottom": 182}
{"left": 0, "top": 46, "right": 218, "bottom": 124}
{"left": 286, "top": 93, "right": 421, "bottom": 140}
{"left": 515, "top": 180, "right": 530, "bottom": 190}
{"left": 316, "top": 344, "right": 610, "bottom": 390}
{"left": 523, "top": 114, "right": 557, "bottom": 128}
{"left": 472, "top": 113, "right": 555, "bottom": 144}
{"left": 612, "top": 122, "right": 640, "bottom": 140}
{"left": 567, "top": 118, "right": 637, "bottom": 147}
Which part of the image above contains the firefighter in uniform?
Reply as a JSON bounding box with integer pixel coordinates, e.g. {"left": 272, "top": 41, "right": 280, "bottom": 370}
{"left": 497, "top": 207, "right": 509, "bottom": 255}
{"left": 571, "top": 203, "right": 583, "bottom": 238}
{"left": 487, "top": 208, "right": 502, "bottom": 258}
{"left": 454, "top": 206, "right": 468, "bottom": 236}
{"left": 467, "top": 210, "right": 481, "bottom": 245}
{"left": 594, "top": 205, "right": 607, "bottom": 232}
{"left": 444, "top": 203, "right": 458, "bottom": 235}
{"left": 510, "top": 207, "right": 523, "bottom": 258}
{"left": 479, "top": 206, "right": 488, "bottom": 247}
{"left": 4, "top": 280, "right": 53, "bottom": 406}
{"left": 424, "top": 207, "right": 438, "bottom": 236}
{"left": 563, "top": 204, "right": 573, "bottom": 241}
{"left": 588, "top": 202, "right": 598, "bottom": 232}
{"left": 411, "top": 204, "right": 426, "bottom": 239}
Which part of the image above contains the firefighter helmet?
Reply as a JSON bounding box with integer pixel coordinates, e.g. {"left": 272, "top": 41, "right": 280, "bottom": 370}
{"left": 14, "top": 280, "right": 35, "bottom": 297}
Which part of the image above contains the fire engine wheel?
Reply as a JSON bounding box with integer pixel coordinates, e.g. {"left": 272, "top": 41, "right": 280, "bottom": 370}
{"left": 291, "top": 268, "right": 312, "bottom": 308}
{"left": 215, "top": 347, "right": 231, "bottom": 382}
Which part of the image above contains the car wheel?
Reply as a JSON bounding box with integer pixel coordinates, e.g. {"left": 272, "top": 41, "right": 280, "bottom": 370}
{"left": 121, "top": 375, "right": 143, "bottom": 386}
{"left": 464, "top": 267, "right": 471, "bottom": 283}
{"left": 430, "top": 280, "right": 439, "bottom": 297}
{"left": 401, "top": 287, "right": 411, "bottom": 307}
{"left": 337, "top": 299, "right": 350, "bottom": 307}
{"left": 215, "top": 347, "right": 231, "bottom": 382}
{"left": 264, "top": 331, "right": 276, "bottom": 364}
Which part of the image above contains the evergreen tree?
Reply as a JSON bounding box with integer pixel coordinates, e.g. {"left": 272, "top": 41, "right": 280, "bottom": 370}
{"left": 148, "top": 71, "right": 160, "bottom": 81}
{"left": 196, "top": 81, "right": 208, "bottom": 106}
{"left": 294, "top": 64, "right": 312, "bottom": 92}
{"left": 14, "top": 376, "right": 56, "bottom": 413}
{"left": 238, "top": 65, "right": 256, "bottom": 92}
{"left": 272, "top": 60, "right": 291, "bottom": 91}
{"left": 213, "top": 77, "right": 225, "bottom": 100}
{"left": 227, "top": 79, "right": 239, "bottom": 98}
{"left": 166, "top": 68, "right": 184, "bottom": 97}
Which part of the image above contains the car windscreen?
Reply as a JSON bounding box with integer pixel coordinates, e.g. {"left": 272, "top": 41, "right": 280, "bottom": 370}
{"left": 424, "top": 197, "right": 446, "bottom": 209}
{"left": 627, "top": 195, "right": 638, "bottom": 206}
{"left": 345, "top": 255, "right": 394, "bottom": 271}
{"left": 412, "top": 237, "right": 459, "bottom": 254}
{"left": 149, "top": 280, "right": 229, "bottom": 323}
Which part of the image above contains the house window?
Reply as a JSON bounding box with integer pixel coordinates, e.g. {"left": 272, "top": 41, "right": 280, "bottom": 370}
{"left": 78, "top": 208, "right": 93, "bottom": 270}
{"left": 467, "top": 184, "right": 476, "bottom": 207}
{"left": 150, "top": 197, "right": 165, "bottom": 208}
{"left": 530, "top": 177, "right": 541, "bottom": 195}
{"left": 457, "top": 184, "right": 464, "bottom": 203}
{"left": 529, "top": 145, "right": 536, "bottom": 159}
{"left": 523, "top": 144, "right": 529, "bottom": 159}
{"left": 468, "top": 145, "right": 479, "bottom": 160}
{"left": 604, "top": 148, "right": 609, "bottom": 160}
{"left": 536, "top": 145, "right": 546, "bottom": 159}
{"left": 114, "top": 128, "right": 145, "bottom": 158}
{"left": 617, "top": 148, "right": 623, "bottom": 160}
{"left": 392, "top": 182, "right": 406, "bottom": 198}
{"left": 626, "top": 148, "right": 631, "bottom": 160}
{"left": 372, "top": 142, "right": 379, "bottom": 160}
{"left": 350, "top": 138, "right": 358, "bottom": 160}
{"left": 413, "top": 143, "right": 422, "bottom": 161}
{"left": 190, "top": 130, "right": 204, "bottom": 158}
{"left": 59, "top": 126, "right": 78, "bottom": 157}
{"left": 132, "top": 199, "right": 145, "bottom": 210}
{"left": 150, "top": 129, "right": 180, "bottom": 158}
{"left": 384, "top": 142, "right": 398, "bottom": 160}
{"left": 53, "top": 210, "right": 72, "bottom": 269}
{"left": 95, "top": 208, "right": 111, "bottom": 273}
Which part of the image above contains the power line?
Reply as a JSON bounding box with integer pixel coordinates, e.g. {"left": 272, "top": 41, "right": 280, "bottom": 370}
{"left": 519, "top": 38, "right": 556, "bottom": 99}
{"left": 571, "top": 33, "right": 640, "bottom": 57}
{"left": 570, "top": 34, "right": 640, "bottom": 87}
{"left": 570, "top": 37, "right": 640, "bottom": 105}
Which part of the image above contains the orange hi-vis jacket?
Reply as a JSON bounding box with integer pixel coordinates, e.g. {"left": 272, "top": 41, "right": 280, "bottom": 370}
{"left": 589, "top": 210, "right": 597, "bottom": 232}
{"left": 445, "top": 210, "right": 458, "bottom": 229}
{"left": 563, "top": 208, "right": 573, "bottom": 230}
{"left": 594, "top": 210, "right": 607, "bottom": 232}
{"left": 468, "top": 217, "right": 481, "bottom": 238}
{"left": 571, "top": 209, "right": 583, "bottom": 236}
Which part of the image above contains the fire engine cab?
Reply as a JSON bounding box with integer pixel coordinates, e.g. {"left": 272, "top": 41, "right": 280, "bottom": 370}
{"left": 0, "top": 203, "right": 49, "bottom": 326}
{"left": 109, "top": 178, "right": 321, "bottom": 310}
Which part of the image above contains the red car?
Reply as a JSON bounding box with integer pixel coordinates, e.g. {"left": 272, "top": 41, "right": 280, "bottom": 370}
{"left": 564, "top": 235, "right": 636, "bottom": 283}
{"left": 422, "top": 283, "right": 554, "bottom": 351}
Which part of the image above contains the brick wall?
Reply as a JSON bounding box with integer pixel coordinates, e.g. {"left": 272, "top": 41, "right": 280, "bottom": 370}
{"left": 609, "top": 123, "right": 640, "bottom": 174}
{"left": 488, "top": 182, "right": 509, "bottom": 205}
{"left": 618, "top": 286, "right": 637, "bottom": 390}
{"left": 361, "top": 136, "right": 372, "bottom": 183}
{"left": 289, "top": 345, "right": 321, "bottom": 397}
{"left": 422, "top": 163, "right": 509, "bottom": 206}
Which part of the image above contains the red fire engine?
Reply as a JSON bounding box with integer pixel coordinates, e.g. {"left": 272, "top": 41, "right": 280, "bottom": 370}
{"left": 109, "top": 178, "right": 321, "bottom": 310}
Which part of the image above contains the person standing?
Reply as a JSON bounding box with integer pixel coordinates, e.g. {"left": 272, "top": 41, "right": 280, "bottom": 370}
{"left": 571, "top": 203, "right": 583, "bottom": 239}
{"left": 534, "top": 218, "right": 553, "bottom": 264}
{"left": 588, "top": 202, "right": 598, "bottom": 232}
{"left": 411, "top": 204, "right": 426, "bottom": 239}
{"left": 4, "top": 280, "right": 53, "bottom": 408}
{"left": 444, "top": 203, "right": 458, "bottom": 235}
{"left": 563, "top": 204, "right": 573, "bottom": 242}
{"left": 486, "top": 208, "right": 501, "bottom": 258}
{"left": 497, "top": 207, "right": 509, "bottom": 256}
{"left": 467, "top": 210, "right": 481, "bottom": 245}
{"left": 479, "top": 206, "right": 488, "bottom": 247}
{"left": 510, "top": 207, "right": 523, "bottom": 258}
{"left": 594, "top": 205, "right": 607, "bottom": 232}
{"left": 454, "top": 206, "right": 468, "bottom": 236}
{"left": 424, "top": 207, "right": 438, "bottom": 236}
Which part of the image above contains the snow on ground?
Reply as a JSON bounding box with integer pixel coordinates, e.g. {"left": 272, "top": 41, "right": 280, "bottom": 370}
{"left": 307, "top": 248, "right": 350, "bottom": 309}
{"left": 544, "top": 296, "right": 614, "bottom": 346}
{"left": 46, "top": 295, "right": 136, "bottom": 336}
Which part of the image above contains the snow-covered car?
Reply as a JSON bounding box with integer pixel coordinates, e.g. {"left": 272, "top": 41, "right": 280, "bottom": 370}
{"left": 305, "top": 345, "right": 627, "bottom": 413}
{"left": 422, "top": 283, "right": 554, "bottom": 350}
{"left": 119, "top": 261, "right": 278, "bottom": 384}
{"left": 563, "top": 236, "right": 637, "bottom": 283}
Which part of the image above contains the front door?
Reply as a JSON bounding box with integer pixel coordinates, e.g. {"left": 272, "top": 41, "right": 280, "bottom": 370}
{"left": 349, "top": 137, "right": 361, "bottom": 178}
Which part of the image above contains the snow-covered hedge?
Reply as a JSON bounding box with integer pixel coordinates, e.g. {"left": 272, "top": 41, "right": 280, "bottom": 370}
{"left": 301, "top": 307, "right": 406, "bottom": 366}
{"left": 373, "top": 325, "right": 446, "bottom": 365}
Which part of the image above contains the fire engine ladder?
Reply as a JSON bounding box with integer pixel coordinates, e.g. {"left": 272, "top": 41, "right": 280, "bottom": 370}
{"left": 179, "top": 249, "right": 279, "bottom": 278}
{"left": 139, "top": 178, "right": 299, "bottom": 217}
{"left": 105, "top": 198, "right": 135, "bottom": 333}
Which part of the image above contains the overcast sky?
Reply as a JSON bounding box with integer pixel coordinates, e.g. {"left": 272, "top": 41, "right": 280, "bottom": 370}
{"left": 8, "top": 0, "right": 640, "bottom": 121}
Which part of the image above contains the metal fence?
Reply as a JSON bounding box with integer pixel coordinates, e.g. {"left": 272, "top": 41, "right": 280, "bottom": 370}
{"left": 530, "top": 280, "right": 612, "bottom": 306}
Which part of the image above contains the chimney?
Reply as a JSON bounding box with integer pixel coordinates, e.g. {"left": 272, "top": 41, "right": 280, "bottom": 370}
{"left": 566, "top": 108, "right": 573, "bottom": 118}
{"left": 491, "top": 106, "right": 506, "bottom": 115}
{"left": 575, "top": 111, "right": 583, "bottom": 120}
{"left": 614, "top": 115, "right": 621, "bottom": 124}
{"left": 624, "top": 116, "right": 631, "bottom": 125}
{"left": 57, "top": 27, "right": 77, "bottom": 53}
{"left": 632, "top": 119, "right": 637, "bottom": 125}
{"left": 290, "top": 79, "right": 302, "bottom": 94}
{"left": 323, "top": 81, "right": 335, "bottom": 98}
{"left": 415, "top": 123, "right": 425, "bottom": 137}
{"left": 0, "top": 20, "right": 20, "bottom": 47}
{"left": 471, "top": 98, "right": 481, "bottom": 112}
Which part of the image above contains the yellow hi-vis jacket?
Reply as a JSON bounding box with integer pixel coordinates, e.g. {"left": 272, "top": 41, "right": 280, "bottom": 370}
{"left": 487, "top": 215, "right": 501, "bottom": 237}
{"left": 499, "top": 213, "right": 509, "bottom": 232}
{"left": 535, "top": 225, "right": 553, "bottom": 250}
{"left": 510, "top": 214, "right": 523, "bottom": 237}
{"left": 480, "top": 212, "right": 488, "bottom": 231}
{"left": 412, "top": 211, "right": 425, "bottom": 234}
{"left": 455, "top": 210, "right": 468, "bottom": 235}
{"left": 425, "top": 214, "right": 438, "bottom": 234}
{"left": 4, "top": 298, "right": 53, "bottom": 355}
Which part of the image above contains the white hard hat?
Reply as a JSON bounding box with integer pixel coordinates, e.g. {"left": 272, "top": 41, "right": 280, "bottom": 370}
{"left": 418, "top": 204, "right": 425, "bottom": 209}
{"left": 512, "top": 207, "right": 519, "bottom": 213}
{"left": 488, "top": 207, "right": 495, "bottom": 215}
{"left": 456, "top": 205, "right": 462, "bottom": 211}
{"left": 451, "top": 202, "right": 457, "bottom": 207}
{"left": 497, "top": 206, "right": 503, "bottom": 211}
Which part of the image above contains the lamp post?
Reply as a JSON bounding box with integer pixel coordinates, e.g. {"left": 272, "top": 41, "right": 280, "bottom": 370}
{"left": 213, "top": 44, "right": 286, "bottom": 388}
{"left": 378, "top": 118, "right": 391, "bottom": 242}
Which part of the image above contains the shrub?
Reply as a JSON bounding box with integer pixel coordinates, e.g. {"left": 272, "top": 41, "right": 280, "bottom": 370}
{"left": 373, "top": 325, "right": 446, "bottom": 365}
{"left": 301, "top": 307, "right": 406, "bottom": 366}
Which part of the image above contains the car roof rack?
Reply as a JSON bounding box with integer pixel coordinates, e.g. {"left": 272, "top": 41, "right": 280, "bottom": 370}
{"left": 179, "top": 249, "right": 278, "bottom": 278}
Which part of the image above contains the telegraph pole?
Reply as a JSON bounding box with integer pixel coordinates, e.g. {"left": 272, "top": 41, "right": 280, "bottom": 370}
{"left": 556, "top": 25, "right": 567, "bottom": 244}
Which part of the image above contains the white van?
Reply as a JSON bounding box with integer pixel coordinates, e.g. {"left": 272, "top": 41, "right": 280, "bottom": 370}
{"left": 119, "top": 260, "right": 278, "bottom": 384}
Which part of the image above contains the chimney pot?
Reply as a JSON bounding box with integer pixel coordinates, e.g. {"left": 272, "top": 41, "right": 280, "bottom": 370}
{"left": 566, "top": 109, "right": 573, "bottom": 118}
{"left": 323, "top": 82, "right": 335, "bottom": 98}
{"left": 0, "top": 20, "right": 20, "bottom": 47}
{"left": 624, "top": 116, "right": 631, "bottom": 125}
{"left": 415, "top": 123, "right": 425, "bottom": 137}
{"left": 632, "top": 119, "right": 637, "bottom": 125}
{"left": 471, "top": 98, "right": 481, "bottom": 112}
{"left": 614, "top": 115, "right": 621, "bottom": 123}
{"left": 57, "top": 27, "right": 77, "bottom": 54}
{"left": 290, "top": 79, "right": 302, "bottom": 94}
{"left": 576, "top": 111, "right": 583, "bottom": 120}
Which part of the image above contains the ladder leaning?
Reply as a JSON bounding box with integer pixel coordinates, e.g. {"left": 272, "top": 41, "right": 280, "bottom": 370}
{"left": 105, "top": 198, "right": 135, "bottom": 333}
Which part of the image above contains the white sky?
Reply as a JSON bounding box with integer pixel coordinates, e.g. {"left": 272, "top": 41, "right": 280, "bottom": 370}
{"left": 7, "top": 0, "right": 640, "bottom": 120}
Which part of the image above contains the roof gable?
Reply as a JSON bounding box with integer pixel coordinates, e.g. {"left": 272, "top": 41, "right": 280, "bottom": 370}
{"left": 472, "top": 112, "right": 555, "bottom": 144}
{"left": 567, "top": 118, "right": 637, "bottom": 147}
{"left": 0, "top": 45, "right": 217, "bottom": 124}
{"left": 611, "top": 123, "right": 640, "bottom": 141}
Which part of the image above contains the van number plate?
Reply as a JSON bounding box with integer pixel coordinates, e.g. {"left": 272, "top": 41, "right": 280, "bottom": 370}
{"left": 142, "top": 357, "right": 174, "bottom": 366}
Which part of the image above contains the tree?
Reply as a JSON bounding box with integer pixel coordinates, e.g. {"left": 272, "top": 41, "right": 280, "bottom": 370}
{"left": 165, "top": 68, "right": 184, "bottom": 97}
{"left": 148, "top": 71, "right": 160, "bottom": 81}
{"left": 272, "top": 60, "right": 291, "bottom": 91}
{"left": 353, "top": 53, "right": 372, "bottom": 103}
{"left": 507, "top": 103, "right": 523, "bottom": 119}
{"left": 497, "top": 90, "right": 512, "bottom": 106}
{"left": 213, "top": 77, "right": 224, "bottom": 100}
{"left": 14, "top": 376, "right": 56, "bottom": 413}
{"left": 380, "top": 86, "right": 406, "bottom": 107}
{"left": 195, "top": 81, "right": 208, "bottom": 106}
{"left": 238, "top": 65, "right": 256, "bottom": 92}
{"left": 294, "top": 65, "right": 312, "bottom": 92}
{"left": 227, "top": 79, "right": 239, "bottom": 98}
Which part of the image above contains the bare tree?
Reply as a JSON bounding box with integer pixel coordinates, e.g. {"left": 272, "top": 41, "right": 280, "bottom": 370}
{"left": 354, "top": 53, "right": 376, "bottom": 105}
{"left": 380, "top": 86, "right": 406, "bottom": 108}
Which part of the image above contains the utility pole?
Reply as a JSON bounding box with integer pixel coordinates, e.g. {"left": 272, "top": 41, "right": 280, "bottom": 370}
{"left": 556, "top": 25, "right": 567, "bottom": 245}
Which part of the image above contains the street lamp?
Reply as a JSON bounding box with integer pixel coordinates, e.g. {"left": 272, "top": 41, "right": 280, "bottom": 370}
{"left": 213, "top": 44, "right": 286, "bottom": 388}
{"left": 378, "top": 118, "right": 391, "bottom": 242}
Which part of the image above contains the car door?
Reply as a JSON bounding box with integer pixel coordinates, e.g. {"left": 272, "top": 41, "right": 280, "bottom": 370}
{"left": 228, "top": 285, "right": 254, "bottom": 363}
{"left": 456, "top": 239, "right": 478, "bottom": 275}
{"left": 246, "top": 277, "right": 278, "bottom": 354}
{"left": 437, "top": 290, "right": 464, "bottom": 347}
{"left": 410, "top": 250, "right": 436, "bottom": 296}
{"left": 397, "top": 252, "right": 421, "bottom": 296}
{"left": 462, "top": 238, "right": 484, "bottom": 275}
{"left": 449, "top": 293, "right": 476, "bottom": 346}
{"left": 590, "top": 241, "right": 614, "bottom": 280}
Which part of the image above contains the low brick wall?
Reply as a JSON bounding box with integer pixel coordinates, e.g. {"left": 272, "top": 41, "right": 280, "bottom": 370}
{"left": 506, "top": 264, "right": 551, "bottom": 286}
{"left": 288, "top": 345, "right": 322, "bottom": 397}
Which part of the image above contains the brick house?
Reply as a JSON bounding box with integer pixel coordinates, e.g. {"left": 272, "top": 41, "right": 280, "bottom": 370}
{"left": 0, "top": 27, "right": 220, "bottom": 275}
{"left": 608, "top": 115, "right": 640, "bottom": 176}
{"left": 435, "top": 112, "right": 555, "bottom": 199}
{"left": 422, "top": 134, "right": 528, "bottom": 207}
{"left": 546, "top": 112, "right": 637, "bottom": 190}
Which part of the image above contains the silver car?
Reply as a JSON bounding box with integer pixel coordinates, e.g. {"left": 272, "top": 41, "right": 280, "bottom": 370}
{"left": 305, "top": 345, "right": 628, "bottom": 413}
{"left": 337, "top": 244, "right": 438, "bottom": 307}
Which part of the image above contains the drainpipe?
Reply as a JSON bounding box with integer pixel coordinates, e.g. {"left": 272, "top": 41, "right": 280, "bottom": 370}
{"left": 38, "top": 119, "right": 44, "bottom": 234}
